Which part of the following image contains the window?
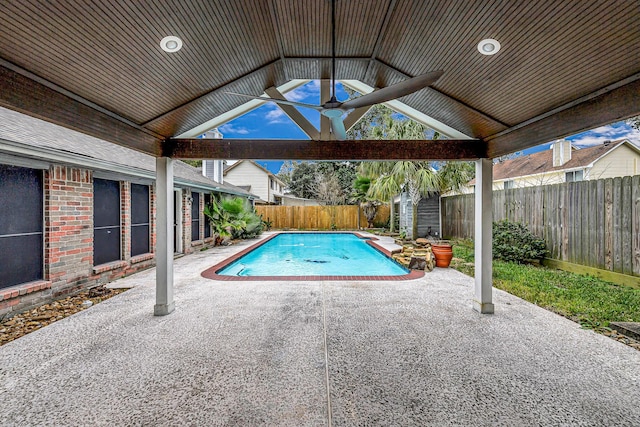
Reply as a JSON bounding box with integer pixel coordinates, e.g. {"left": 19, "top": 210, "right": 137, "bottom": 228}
{"left": 191, "top": 192, "right": 200, "bottom": 242}
{"left": 204, "top": 194, "right": 212, "bottom": 238}
{"left": 0, "top": 165, "right": 43, "bottom": 289}
{"left": 130, "top": 184, "right": 150, "bottom": 256}
{"left": 566, "top": 170, "right": 584, "bottom": 182}
{"left": 504, "top": 180, "right": 514, "bottom": 189}
{"left": 93, "top": 178, "right": 121, "bottom": 265}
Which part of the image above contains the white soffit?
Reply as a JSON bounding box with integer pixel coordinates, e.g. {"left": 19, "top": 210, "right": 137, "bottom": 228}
{"left": 177, "top": 79, "right": 311, "bottom": 138}
{"left": 340, "top": 80, "right": 472, "bottom": 139}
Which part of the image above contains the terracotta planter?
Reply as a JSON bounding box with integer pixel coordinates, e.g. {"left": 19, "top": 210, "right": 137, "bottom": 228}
{"left": 431, "top": 244, "right": 453, "bottom": 268}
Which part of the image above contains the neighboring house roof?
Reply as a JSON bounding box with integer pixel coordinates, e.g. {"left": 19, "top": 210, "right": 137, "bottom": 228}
{"left": 224, "top": 160, "right": 286, "bottom": 185}
{"left": 0, "top": 107, "right": 252, "bottom": 198}
{"left": 470, "top": 139, "right": 638, "bottom": 184}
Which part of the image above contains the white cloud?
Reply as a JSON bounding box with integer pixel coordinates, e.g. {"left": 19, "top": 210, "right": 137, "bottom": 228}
{"left": 219, "top": 123, "right": 250, "bottom": 135}
{"left": 568, "top": 121, "right": 640, "bottom": 148}
{"left": 285, "top": 80, "right": 320, "bottom": 102}
{"left": 264, "top": 106, "right": 288, "bottom": 124}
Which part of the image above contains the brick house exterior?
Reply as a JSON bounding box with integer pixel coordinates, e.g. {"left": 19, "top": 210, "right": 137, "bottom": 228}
{"left": 0, "top": 107, "right": 252, "bottom": 319}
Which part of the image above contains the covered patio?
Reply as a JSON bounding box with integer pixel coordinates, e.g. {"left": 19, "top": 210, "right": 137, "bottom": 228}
{"left": 1, "top": 1, "right": 639, "bottom": 316}
{"left": 1, "top": 235, "right": 639, "bottom": 425}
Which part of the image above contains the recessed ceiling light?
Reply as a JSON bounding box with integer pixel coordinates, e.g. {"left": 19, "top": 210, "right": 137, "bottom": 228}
{"left": 477, "top": 39, "right": 501, "bottom": 55}
{"left": 160, "top": 36, "right": 183, "bottom": 53}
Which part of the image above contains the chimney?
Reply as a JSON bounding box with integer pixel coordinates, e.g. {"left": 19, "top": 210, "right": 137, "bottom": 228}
{"left": 200, "top": 128, "right": 225, "bottom": 184}
{"left": 552, "top": 139, "right": 572, "bottom": 167}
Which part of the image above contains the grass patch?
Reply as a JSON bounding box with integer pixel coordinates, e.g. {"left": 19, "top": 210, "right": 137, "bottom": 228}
{"left": 450, "top": 239, "right": 640, "bottom": 329}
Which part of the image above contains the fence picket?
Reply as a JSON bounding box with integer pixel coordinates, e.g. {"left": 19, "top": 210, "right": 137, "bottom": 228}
{"left": 621, "top": 176, "right": 632, "bottom": 275}
{"left": 255, "top": 204, "right": 388, "bottom": 231}
{"left": 633, "top": 175, "right": 640, "bottom": 276}
{"left": 440, "top": 174, "right": 639, "bottom": 278}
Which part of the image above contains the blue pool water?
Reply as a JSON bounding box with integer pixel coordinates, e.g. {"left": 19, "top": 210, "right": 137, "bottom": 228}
{"left": 218, "top": 233, "right": 408, "bottom": 277}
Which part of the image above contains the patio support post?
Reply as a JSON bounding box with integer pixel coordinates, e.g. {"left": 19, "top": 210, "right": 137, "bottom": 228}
{"left": 154, "top": 157, "right": 175, "bottom": 316}
{"left": 473, "top": 158, "right": 494, "bottom": 314}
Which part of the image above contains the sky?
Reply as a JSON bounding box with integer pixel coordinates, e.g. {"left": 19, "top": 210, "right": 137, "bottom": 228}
{"left": 217, "top": 81, "right": 640, "bottom": 174}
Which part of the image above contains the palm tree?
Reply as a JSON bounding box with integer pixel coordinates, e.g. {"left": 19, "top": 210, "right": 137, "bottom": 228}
{"left": 352, "top": 176, "right": 379, "bottom": 228}
{"left": 347, "top": 97, "right": 474, "bottom": 238}
{"left": 360, "top": 161, "right": 440, "bottom": 238}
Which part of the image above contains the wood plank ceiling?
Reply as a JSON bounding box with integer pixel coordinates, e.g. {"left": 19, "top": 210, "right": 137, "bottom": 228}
{"left": 0, "top": 0, "right": 638, "bottom": 159}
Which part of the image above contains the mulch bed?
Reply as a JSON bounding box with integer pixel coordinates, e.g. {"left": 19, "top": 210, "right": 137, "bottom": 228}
{"left": 0, "top": 286, "right": 128, "bottom": 346}
{"left": 595, "top": 327, "right": 640, "bottom": 351}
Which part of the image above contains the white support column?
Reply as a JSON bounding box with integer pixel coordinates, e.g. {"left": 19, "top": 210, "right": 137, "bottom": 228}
{"left": 155, "top": 157, "right": 175, "bottom": 316}
{"left": 474, "top": 158, "right": 494, "bottom": 314}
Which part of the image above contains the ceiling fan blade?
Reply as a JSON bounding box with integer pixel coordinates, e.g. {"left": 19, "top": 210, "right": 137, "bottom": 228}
{"left": 330, "top": 116, "right": 347, "bottom": 140}
{"left": 225, "top": 92, "right": 322, "bottom": 110}
{"left": 340, "top": 70, "right": 444, "bottom": 110}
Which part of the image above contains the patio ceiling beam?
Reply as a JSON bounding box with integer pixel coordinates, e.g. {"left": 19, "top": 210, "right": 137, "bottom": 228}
{"left": 165, "top": 138, "right": 486, "bottom": 160}
{"left": 0, "top": 63, "right": 163, "bottom": 156}
{"left": 264, "top": 87, "right": 320, "bottom": 139}
{"left": 344, "top": 106, "right": 373, "bottom": 132}
{"left": 485, "top": 75, "right": 640, "bottom": 158}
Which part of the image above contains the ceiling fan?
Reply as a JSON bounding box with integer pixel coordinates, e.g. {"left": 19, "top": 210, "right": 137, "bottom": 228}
{"left": 226, "top": 0, "right": 443, "bottom": 140}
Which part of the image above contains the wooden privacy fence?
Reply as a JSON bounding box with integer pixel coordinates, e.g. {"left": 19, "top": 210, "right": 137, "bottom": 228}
{"left": 441, "top": 175, "right": 640, "bottom": 277}
{"left": 256, "top": 204, "right": 390, "bottom": 230}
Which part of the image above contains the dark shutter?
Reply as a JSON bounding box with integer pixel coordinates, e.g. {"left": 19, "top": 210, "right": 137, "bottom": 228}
{"left": 191, "top": 192, "right": 200, "bottom": 241}
{"left": 174, "top": 191, "right": 178, "bottom": 252}
{"left": 204, "top": 194, "right": 212, "bottom": 238}
{"left": 130, "top": 184, "right": 150, "bottom": 256}
{"left": 93, "top": 178, "right": 120, "bottom": 265}
{"left": 0, "top": 165, "right": 43, "bottom": 288}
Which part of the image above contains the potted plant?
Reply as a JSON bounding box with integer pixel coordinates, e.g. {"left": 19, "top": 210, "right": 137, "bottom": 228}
{"left": 429, "top": 238, "right": 453, "bottom": 268}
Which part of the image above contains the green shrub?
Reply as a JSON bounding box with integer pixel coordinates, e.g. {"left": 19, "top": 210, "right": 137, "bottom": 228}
{"left": 204, "top": 195, "right": 264, "bottom": 240}
{"left": 492, "top": 219, "right": 546, "bottom": 263}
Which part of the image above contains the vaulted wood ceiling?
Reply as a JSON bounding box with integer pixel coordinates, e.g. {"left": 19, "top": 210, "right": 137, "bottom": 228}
{"left": 1, "top": 0, "right": 639, "bottom": 160}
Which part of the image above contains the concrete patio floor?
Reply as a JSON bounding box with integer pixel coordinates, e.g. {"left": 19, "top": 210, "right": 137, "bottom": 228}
{"left": 1, "top": 234, "right": 639, "bottom": 426}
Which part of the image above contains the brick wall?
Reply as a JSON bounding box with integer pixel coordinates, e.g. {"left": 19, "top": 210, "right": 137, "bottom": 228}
{"left": 121, "top": 181, "right": 131, "bottom": 261}
{"left": 1, "top": 166, "right": 217, "bottom": 320}
{"left": 1, "top": 168, "right": 153, "bottom": 319}
{"left": 181, "top": 190, "right": 193, "bottom": 254}
{"left": 45, "top": 165, "right": 94, "bottom": 295}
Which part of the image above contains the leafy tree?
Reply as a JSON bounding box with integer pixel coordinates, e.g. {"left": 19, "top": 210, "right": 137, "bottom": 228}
{"left": 627, "top": 116, "right": 640, "bottom": 131}
{"left": 314, "top": 173, "right": 346, "bottom": 205}
{"left": 432, "top": 161, "right": 476, "bottom": 194}
{"left": 287, "top": 162, "right": 317, "bottom": 199}
{"left": 183, "top": 159, "right": 202, "bottom": 168}
{"left": 276, "top": 160, "right": 296, "bottom": 187}
{"left": 316, "top": 161, "right": 358, "bottom": 201}
{"left": 285, "top": 161, "right": 358, "bottom": 203}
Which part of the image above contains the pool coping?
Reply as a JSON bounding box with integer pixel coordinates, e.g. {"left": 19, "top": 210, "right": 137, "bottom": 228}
{"left": 201, "top": 231, "right": 425, "bottom": 281}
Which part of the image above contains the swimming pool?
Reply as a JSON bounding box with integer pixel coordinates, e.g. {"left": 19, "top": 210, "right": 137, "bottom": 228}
{"left": 203, "top": 232, "right": 422, "bottom": 280}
